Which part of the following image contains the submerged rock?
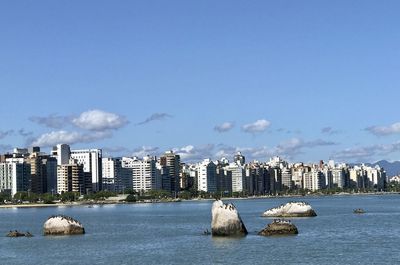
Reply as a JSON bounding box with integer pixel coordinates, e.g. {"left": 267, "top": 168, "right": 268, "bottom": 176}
{"left": 6, "top": 230, "right": 33, "bottom": 237}
{"left": 262, "top": 202, "right": 317, "bottom": 217}
{"left": 211, "top": 200, "right": 247, "bottom": 236}
{"left": 43, "top": 215, "right": 85, "bottom": 236}
{"left": 258, "top": 219, "right": 298, "bottom": 236}
{"left": 353, "top": 208, "right": 366, "bottom": 214}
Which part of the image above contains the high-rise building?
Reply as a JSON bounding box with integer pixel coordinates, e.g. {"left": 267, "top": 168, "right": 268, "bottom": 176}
{"left": 196, "top": 159, "right": 217, "bottom": 192}
{"left": 311, "top": 169, "right": 325, "bottom": 191}
{"left": 180, "top": 163, "right": 194, "bottom": 190}
{"left": 57, "top": 160, "right": 85, "bottom": 194}
{"left": 0, "top": 158, "right": 31, "bottom": 196}
{"left": 160, "top": 151, "right": 180, "bottom": 195}
{"left": 0, "top": 163, "right": 13, "bottom": 194}
{"left": 28, "top": 152, "right": 46, "bottom": 194}
{"left": 102, "top": 157, "right": 132, "bottom": 192}
{"left": 332, "top": 168, "right": 345, "bottom": 188}
{"left": 122, "top": 156, "right": 160, "bottom": 193}
{"left": 281, "top": 167, "right": 293, "bottom": 190}
{"left": 326, "top": 168, "right": 334, "bottom": 188}
{"left": 303, "top": 172, "right": 313, "bottom": 191}
{"left": 43, "top": 157, "right": 58, "bottom": 194}
{"left": 269, "top": 167, "right": 282, "bottom": 193}
{"left": 70, "top": 149, "right": 102, "bottom": 192}
{"left": 224, "top": 162, "right": 244, "bottom": 193}
{"left": 245, "top": 162, "right": 267, "bottom": 195}
{"left": 291, "top": 164, "right": 306, "bottom": 189}
{"left": 52, "top": 144, "right": 71, "bottom": 166}
{"left": 365, "top": 165, "right": 386, "bottom": 190}
{"left": 215, "top": 162, "right": 232, "bottom": 195}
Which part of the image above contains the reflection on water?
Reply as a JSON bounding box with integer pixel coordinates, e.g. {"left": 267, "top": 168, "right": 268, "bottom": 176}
{"left": 211, "top": 235, "right": 246, "bottom": 248}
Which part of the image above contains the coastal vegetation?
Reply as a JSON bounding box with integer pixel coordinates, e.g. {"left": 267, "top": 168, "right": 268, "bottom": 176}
{"left": 0, "top": 185, "right": 398, "bottom": 206}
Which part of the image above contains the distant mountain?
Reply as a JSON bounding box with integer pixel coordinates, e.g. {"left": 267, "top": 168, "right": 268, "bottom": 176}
{"left": 370, "top": 160, "right": 400, "bottom": 177}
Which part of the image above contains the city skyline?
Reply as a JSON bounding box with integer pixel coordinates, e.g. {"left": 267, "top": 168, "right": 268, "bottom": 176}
{"left": 1, "top": 1, "right": 400, "bottom": 163}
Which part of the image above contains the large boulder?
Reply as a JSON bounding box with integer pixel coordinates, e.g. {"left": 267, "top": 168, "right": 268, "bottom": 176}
{"left": 258, "top": 219, "right": 298, "bottom": 236}
{"left": 262, "top": 202, "right": 317, "bottom": 217}
{"left": 211, "top": 200, "right": 247, "bottom": 236}
{"left": 43, "top": 215, "right": 85, "bottom": 236}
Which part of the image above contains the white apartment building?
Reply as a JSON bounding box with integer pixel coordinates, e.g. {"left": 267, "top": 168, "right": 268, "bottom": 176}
{"left": 281, "top": 167, "right": 292, "bottom": 189}
{"left": 331, "top": 168, "right": 345, "bottom": 188}
{"left": 197, "top": 159, "right": 217, "bottom": 192}
{"left": 303, "top": 172, "right": 313, "bottom": 191}
{"left": 365, "top": 165, "right": 386, "bottom": 190}
{"left": 0, "top": 158, "right": 31, "bottom": 196}
{"left": 102, "top": 157, "right": 117, "bottom": 191}
{"left": 122, "top": 156, "right": 159, "bottom": 192}
{"left": 70, "top": 149, "right": 102, "bottom": 191}
{"left": 224, "top": 162, "right": 244, "bottom": 192}
{"left": 102, "top": 157, "right": 132, "bottom": 192}
{"left": 52, "top": 144, "right": 71, "bottom": 165}
{"left": 291, "top": 166, "right": 305, "bottom": 189}
{"left": 311, "top": 169, "right": 325, "bottom": 191}
{"left": 322, "top": 168, "right": 333, "bottom": 188}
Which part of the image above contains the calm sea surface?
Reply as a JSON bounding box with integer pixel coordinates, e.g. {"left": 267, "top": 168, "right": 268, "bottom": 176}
{"left": 0, "top": 195, "right": 400, "bottom": 265}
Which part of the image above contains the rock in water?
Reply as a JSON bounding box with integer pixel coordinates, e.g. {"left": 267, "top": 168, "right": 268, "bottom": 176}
{"left": 353, "top": 208, "right": 366, "bottom": 214}
{"left": 258, "top": 219, "right": 298, "bottom": 236}
{"left": 6, "top": 230, "right": 30, "bottom": 237}
{"left": 211, "top": 200, "right": 247, "bottom": 236}
{"left": 43, "top": 215, "right": 85, "bottom": 236}
{"left": 262, "top": 202, "right": 317, "bottom": 217}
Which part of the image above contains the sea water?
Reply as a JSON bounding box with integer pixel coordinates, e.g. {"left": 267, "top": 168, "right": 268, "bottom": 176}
{"left": 0, "top": 195, "right": 399, "bottom": 265}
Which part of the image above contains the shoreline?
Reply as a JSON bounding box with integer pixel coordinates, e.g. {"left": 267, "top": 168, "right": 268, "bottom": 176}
{"left": 0, "top": 191, "right": 399, "bottom": 209}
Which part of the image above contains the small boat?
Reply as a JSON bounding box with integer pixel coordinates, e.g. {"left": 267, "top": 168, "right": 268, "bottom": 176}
{"left": 353, "top": 208, "right": 366, "bottom": 214}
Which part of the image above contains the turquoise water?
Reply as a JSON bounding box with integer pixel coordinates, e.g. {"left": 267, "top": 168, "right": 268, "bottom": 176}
{"left": 0, "top": 195, "right": 400, "bottom": 265}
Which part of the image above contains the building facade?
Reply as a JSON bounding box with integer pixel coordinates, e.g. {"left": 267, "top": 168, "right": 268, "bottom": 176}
{"left": 70, "top": 149, "right": 102, "bottom": 192}
{"left": 56, "top": 161, "right": 85, "bottom": 194}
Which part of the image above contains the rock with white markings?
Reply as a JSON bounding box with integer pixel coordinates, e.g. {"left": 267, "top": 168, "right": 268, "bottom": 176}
{"left": 258, "top": 219, "right": 298, "bottom": 236}
{"left": 43, "top": 215, "right": 85, "bottom": 236}
{"left": 262, "top": 202, "right": 317, "bottom": 217}
{"left": 211, "top": 200, "right": 247, "bottom": 236}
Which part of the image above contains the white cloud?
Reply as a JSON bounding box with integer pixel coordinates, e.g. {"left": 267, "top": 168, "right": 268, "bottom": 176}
{"left": 214, "top": 122, "right": 235, "bottom": 133}
{"left": 30, "top": 130, "right": 112, "bottom": 147}
{"left": 169, "top": 138, "right": 336, "bottom": 163}
{"left": 72, "top": 110, "right": 128, "bottom": 131}
{"left": 173, "top": 144, "right": 215, "bottom": 162}
{"left": 132, "top": 146, "right": 160, "bottom": 158}
{"left": 366, "top": 122, "right": 400, "bottom": 136}
{"left": 214, "top": 144, "right": 237, "bottom": 158}
{"left": 242, "top": 119, "right": 271, "bottom": 133}
{"left": 214, "top": 144, "right": 274, "bottom": 161}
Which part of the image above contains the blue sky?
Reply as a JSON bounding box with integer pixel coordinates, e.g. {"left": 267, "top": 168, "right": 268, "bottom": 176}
{"left": 1, "top": 0, "right": 400, "bottom": 163}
